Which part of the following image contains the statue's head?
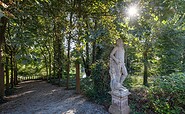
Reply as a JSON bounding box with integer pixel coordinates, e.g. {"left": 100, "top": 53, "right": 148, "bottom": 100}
{"left": 116, "top": 38, "right": 123, "bottom": 47}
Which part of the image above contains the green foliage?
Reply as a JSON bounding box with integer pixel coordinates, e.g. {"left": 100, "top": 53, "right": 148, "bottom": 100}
{"left": 124, "top": 75, "right": 144, "bottom": 89}
{"left": 81, "top": 60, "right": 111, "bottom": 105}
{"left": 156, "top": 23, "right": 185, "bottom": 75}
{"left": 2, "top": 1, "right": 185, "bottom": 112}
{"left": 148, "top": 73, "right": 185, "bottom": 113}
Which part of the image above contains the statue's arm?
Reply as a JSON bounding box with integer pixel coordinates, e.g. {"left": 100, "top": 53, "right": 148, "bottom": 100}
{"left": 110, "top": 47, "right": 119, "bottom": 64}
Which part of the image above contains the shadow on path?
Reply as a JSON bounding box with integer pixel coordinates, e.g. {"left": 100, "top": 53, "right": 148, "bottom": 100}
{"left": 0, "top": 80, "right": 109, "bottom": 114}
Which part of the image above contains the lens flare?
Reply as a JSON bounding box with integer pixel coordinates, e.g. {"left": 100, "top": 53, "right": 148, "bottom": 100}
{"left": 127, "top": 5, "right": 138, "bottom": 17}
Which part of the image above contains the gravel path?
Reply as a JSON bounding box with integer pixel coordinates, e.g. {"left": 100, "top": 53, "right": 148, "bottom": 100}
{"left": 0, "top": 80, "right": 109, "bottom": 114}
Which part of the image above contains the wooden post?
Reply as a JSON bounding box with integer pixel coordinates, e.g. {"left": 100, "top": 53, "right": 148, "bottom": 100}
{"left": 76, "top": 63, "right": 80, "bottom": 93}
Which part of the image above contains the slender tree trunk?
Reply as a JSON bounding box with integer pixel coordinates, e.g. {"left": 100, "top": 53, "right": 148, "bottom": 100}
{"left": 76, "top": 63, "right": 80, "bottom": 93}
{"left": 60, "top": 39, "right": 64, "bottom": 81}
{"left": 85, "top": 41, "right": 91, "bottom": 76}
{"left": 66, "top": 6, "right": 74, "bottom": 89}
{"left": 0, "top": 51, "right": 4, "bottom": 100}
{"left": 14, "top": 59, "right": 18, "bottom": 85}
{"left": 10, "top": 51, "right": 14, "bottom": 88}
{"left": 66, "top": 35, "right": 71, "bottom": 89}
{"left": 43, "top": 53, "right": 48, "bottom": 79}
{"left": 0, "top": 34, "right": 4, "bottom": 95}
{"left": 5, "top": 22, "right": 10, "bottom": 89}
{"left": 45, "top": 44, "right": 52, "bottom": 81}
{"left": 183, "top": 50, "right": 185, "bottom": 71}
{"left": 45, "top": 59, "right": 49, "bottom": 77}
{"left": 5, "top": 43, "right": 10, "bottom": 91}
{"left": 53, "top": 40, "right": 56, "bottom": 80}
{"left": 49, "top": 51, "right": 52, "bottom": 81}
{"left": 92, "top": 41, "right": 96, "bottom": 63}
{"left": 57, "top": 37, "right": 62, "bottom": 85}
{"left": 53, "top": 22, "right": 58, "bottom": 81}
{"left": 5, "top": 57, "right": 10, "bottom": 90}
{"left": 44, "top": 56, "right": 48, "bottom": 80}
{"left": 143, "top": 51, "right": 148, "bottom": 86}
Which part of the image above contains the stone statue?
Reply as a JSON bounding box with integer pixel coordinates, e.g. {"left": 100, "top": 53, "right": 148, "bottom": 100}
{"left": 109, "top": 38, "right": 128, "bottom": 93}
{"left": 109, "top": 39, "right": 130, "bottom": 114}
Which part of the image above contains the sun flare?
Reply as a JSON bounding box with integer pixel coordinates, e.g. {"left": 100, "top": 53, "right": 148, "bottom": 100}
{"left": 127, "top": 5, "right": 138, "bottom": 17}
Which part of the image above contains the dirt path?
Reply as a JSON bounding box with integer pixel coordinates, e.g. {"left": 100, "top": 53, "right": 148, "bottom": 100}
{"left": 0, "top": 80, "right": 109, "bottom": 114}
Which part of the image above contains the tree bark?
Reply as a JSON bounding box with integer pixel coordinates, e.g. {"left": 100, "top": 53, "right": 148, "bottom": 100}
{"left": 183, "top": 50, "right": 185, "bottom": 70}
{"left": 76, "top": 63, "right": 80, "bottom": 93}
{"left": 45, "top": 44, "right": 52, "bottom": 81}
{"left": 14, "top": 59, "right": 18, "bottom": 85}
{"left": 5, "top": 57, "right": 10, "bottom": 90}
{"left": 143, "top": 51, "right": 148, "bottom": 86}
{"left": 10, "top": 51, "right": 14, "bottom": 88}
{"left": 85, "top": 41, "right": 91, "bottom": 77}
{"left": 92, "top": 41, "right": 96, "bottom": 63}
{"left": 53, "top": 37, "right": 56, "bottom": 80}
{"left": 0, "top": 17, "right": 8, "bottom": 100}
{"left": 0, "top": 51, "right": 4, "bottom": 100}
{"left": 57, "top": 37, "right": 62, "bottom": 85}
{"left": 66, "top": 1, "right": 74, "bottom": 88}
{"left": 66, "top": 34, "right": 71, "bottom": 89}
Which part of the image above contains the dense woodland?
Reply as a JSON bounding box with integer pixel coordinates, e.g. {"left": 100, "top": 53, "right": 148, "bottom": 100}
{"left": 0, "top": 0, "right": 185, "bottom": 113}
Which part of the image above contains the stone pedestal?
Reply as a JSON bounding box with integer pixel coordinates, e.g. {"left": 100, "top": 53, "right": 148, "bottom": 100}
{"left": 109, "top": 90, "right": 130, "bottom": 114}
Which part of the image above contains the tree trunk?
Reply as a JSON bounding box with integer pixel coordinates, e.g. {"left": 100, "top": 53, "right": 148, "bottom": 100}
{"left": 76, "top": 63, "right": 80, "bottom": 93}
{"left": 49, "top": 51, "right": 52, "bottom": 81}
{"left": 57, "top": 38, "right": 62, "bottom": 85}
{"left": 40, "top": 47, "right": 48, "bottom": 80}
{"left": 14, "top": 59, "right": 18, "bottom": 85}
{"left": 45, "top": 44, "right": 52, "bottom": 81}
{"left": 66, "top": 5, "right": 74, "bottom": 89}
{"left": 5, "top": 57, "right": 10, "bottom": 90}
{"left": 53, "top": 41, "right": 56, "bottom": 80}
{"left": 66, "top": 36, "right": 71, "bottom": 89}
{"left": 183, "top": 50, "right": 185, "bottom": 71}
{"left": 44, "top": 57, "right": 48, "bottom": 80}
{"left": 60, "top": 47, "right": 64, "bottom": 81}
{"left": 85, "top": 42, "right": 91, "bottom": 77}
{"left": 92, "top": 41, "right": 96, "bottom": 63}
{"left": 143, "top": 51, "right": 148, "bottom": 86}
{"left": 10, "top": 51, "right": 14, "bottom": 88}
{"left": 0, "top": 17, "right": 7, "bottom": 100}
{"left": 0, "top": 51, "right": 4, "bottom": 100}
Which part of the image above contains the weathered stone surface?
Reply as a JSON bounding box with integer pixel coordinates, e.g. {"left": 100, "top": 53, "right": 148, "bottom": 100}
{"left": 109, "top": 104, "right": 130, "bottom": 114}
{"left": 109, "top": 39, "right": 130, "bottom": 114}
{"left": 109, "top": 38, "right": 128, "bottom": 92}
{"left": 109, "top": 90, "right": 130, "bottom": 114}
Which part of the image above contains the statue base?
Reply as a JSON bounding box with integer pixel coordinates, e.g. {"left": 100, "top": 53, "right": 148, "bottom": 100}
{"left": 108, "top": 89, "right": 131, "bottom": 114}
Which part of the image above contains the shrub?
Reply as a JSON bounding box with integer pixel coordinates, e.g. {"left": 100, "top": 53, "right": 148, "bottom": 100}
{"left": 148, "top": 73, "right": 185, "bottom": 113}
{"left": 124, "top": 75, "right": 144, "bottom": 89}
{"left": 81, "top": 60, "right": 111, "bottom": 105}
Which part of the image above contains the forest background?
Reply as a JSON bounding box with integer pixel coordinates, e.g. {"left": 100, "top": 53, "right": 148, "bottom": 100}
{"left": 0, "top": 0, "right": 185, "bottom": 113}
